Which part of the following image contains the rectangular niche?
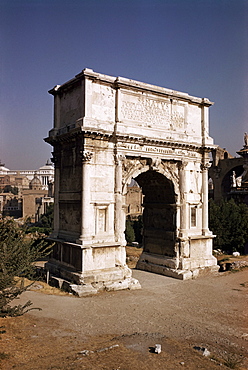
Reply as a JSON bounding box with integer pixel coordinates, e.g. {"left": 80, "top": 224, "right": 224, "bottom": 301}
{"left": 95, "top": 204, "right": 109, "bottom": 235}
{"left": 190, "top": 205, "right": 197, "bottom": 228}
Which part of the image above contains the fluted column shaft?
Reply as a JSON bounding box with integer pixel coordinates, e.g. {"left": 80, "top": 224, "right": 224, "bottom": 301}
{"left": 78, "top": 151, "right": 93, "bottom": 242}
{"left": 201, "top": 162, "right": 210, "bottom": 235}
{"left": 178, "top": 161, "right": 188, "bottom": 236}
{"left": 114, "top": 154, "right": 126, "bottom": 245}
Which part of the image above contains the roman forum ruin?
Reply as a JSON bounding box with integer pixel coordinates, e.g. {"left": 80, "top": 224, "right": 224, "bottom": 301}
{"left": 45, "top": 68, "right": 219, "bottom": 296}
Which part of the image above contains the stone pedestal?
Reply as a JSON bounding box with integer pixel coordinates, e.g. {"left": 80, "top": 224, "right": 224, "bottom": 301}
{"left": 46, "top": 240, "right": 140, "bottom": 296}
{"left": 137, "top": 235, "right": 219, "bottom": 280}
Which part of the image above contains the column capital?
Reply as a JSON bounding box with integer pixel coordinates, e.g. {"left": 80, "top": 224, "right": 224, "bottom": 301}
{"left": 80, "top": 150, "right": 93, "bottom": 163}
{"left": 115, "top": 153, "right": 125, "bottom": 166}
{"left": 178, "top": 160, "right": 188, "bottom": 171}
{"left": 201, "top": 162, "right": 211, "bottom": 171}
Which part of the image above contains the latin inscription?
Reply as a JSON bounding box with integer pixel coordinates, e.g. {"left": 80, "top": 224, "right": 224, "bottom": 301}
{"left": 121, "top": 95, "right": 184, "bottom": 129}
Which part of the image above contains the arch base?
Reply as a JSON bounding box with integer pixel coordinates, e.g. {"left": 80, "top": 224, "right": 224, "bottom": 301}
{"left": 136, "top": 251, "right": 219, "bottom": 280}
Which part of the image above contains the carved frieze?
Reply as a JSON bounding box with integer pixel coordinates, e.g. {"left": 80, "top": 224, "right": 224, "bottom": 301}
{"left": 118, "top": 141, "right": 198, "bottom": 158}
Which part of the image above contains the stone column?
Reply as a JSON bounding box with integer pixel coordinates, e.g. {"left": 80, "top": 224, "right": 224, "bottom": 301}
{"left": 77, "top": 150, "right": 93, "bottom": 244}
{"left": 114, "top": 154, "right": 126, "bottom": 245}
{"left": 178, "top": 160, "right": 188, "bottom": 237}
{"left": 201, "top": 161, "right": 211, "bottom": 235}
{"left": 51, "top": 152, "right": 60, "bottom": 238}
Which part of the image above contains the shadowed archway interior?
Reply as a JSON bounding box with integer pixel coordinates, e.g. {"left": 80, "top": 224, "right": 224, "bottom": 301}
{"left": 135, "top": 171, "right": 177, "bottom": 257}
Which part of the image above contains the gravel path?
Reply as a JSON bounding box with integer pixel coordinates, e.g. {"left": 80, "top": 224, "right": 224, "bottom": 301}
{"left": 18, "top": 269, "right": 248, "bottom": 364}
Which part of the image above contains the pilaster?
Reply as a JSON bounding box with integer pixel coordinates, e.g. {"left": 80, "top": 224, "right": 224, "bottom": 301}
{"left": 50, "top": 151, "right": 60, "bottom": 238}
{"left": 114, "top": 154, "right": 126, "bottom": 245}
{"left": 201, "top": 160, "right": 211, "bottom": 235}
{"left": 178, "top": 160, "right": 188, "bottom": 237}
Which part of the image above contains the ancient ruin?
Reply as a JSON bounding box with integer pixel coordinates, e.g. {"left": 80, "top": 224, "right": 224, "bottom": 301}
{"left": 210, "top": 136, "right": 248, "bottom": 204}
{"left": 45, "top": 68, "right": 219, "bottom": 295}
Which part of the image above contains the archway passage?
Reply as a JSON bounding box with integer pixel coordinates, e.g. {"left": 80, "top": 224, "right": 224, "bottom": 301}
{"left": 135, "top": 171, "right": 176, "bottom": 257}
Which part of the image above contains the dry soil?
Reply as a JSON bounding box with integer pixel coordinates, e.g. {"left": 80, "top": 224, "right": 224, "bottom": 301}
{"left": 0, "top": 265, "right": 247, "bottom": 369}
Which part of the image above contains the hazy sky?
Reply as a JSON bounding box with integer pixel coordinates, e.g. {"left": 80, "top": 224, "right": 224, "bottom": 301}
{"left": 0, "top": 0, "right": 247, "bottom": 170}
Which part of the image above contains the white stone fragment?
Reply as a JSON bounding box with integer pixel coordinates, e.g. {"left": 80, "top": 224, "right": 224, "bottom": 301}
{"left": 233, "top": 251, "right": 240, "bottom": 257}
{"left": 154, "top": 344, "right": 162, "bottom": 354}
{"left": 202, "top": 348, "right": 210, "bottom": 357}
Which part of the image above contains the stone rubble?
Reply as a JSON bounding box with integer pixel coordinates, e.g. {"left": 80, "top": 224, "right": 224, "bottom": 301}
{"left": 78, "top": 344, "right": 119, "bottom": 356}
{"left": 193, "top": 346, "right": 211, "bottom": 357}
{"left": 154, "top": 344, "right": 162, "bottom": 354}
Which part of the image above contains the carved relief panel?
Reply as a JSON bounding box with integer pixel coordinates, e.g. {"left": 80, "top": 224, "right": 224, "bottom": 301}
{"left": 59, "top": 202, "right": 81, "bottom": 233}
{"left": 59, "top": 143, "right": 82, "bottom": 193}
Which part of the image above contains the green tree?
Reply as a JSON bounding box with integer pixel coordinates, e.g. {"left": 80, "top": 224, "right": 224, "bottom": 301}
{"left": 209, "top": 199, "right": 248, "bottom": 254}
{"left": 132, "top": 215, "right": 143, "bottom": 244}
{"left": 0, "top": 217, "right": 51, "bottom": 317}
{"left": 38, "top": 204, "right": 54, "bottom": 229}
{"left": 125, "top": 219, "right": 135, "bottom": 244}
{"left": 28, "top": 204, "right": 54, "bottom": 235}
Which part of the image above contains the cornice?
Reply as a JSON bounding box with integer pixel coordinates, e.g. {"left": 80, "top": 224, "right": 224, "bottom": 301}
{"left": 45, "top": 126, "right": 215, "bottom": 153}
{"left": 48, "top": 68, "right": 214, "bottom": 107}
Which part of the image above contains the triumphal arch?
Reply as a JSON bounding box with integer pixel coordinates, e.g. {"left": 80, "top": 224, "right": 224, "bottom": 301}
{"left": 45, "top": 68, "right": 219, "bottom": 295}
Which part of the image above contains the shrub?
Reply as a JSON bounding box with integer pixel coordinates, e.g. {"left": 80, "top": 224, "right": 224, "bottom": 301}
{"left": 125, "top": 219, "right": 135, "bottom": 244}
{"left": 209, "top": 199, "right": 248, "bottom": 254}
{"left": 0, "top": 217, "right": 51, "bottom": 317}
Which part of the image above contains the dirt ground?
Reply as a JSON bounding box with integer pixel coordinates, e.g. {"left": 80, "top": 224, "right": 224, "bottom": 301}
{"left": 0, "top": 252, "right": 248, "bottom": 369}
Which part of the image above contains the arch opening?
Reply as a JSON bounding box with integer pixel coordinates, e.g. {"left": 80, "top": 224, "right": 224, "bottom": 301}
{"left": 133, "top": 170, "right": 177, "bottom": 257}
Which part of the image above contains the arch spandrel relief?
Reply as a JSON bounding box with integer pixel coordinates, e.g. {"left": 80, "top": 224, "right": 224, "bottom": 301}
{"left": 121, "top": 157, "right": 180, "bottom": 198}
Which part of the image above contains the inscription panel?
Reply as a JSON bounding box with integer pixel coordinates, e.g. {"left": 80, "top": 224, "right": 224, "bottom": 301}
{"left": 121, "top": 91, "right": 185, "bottom": 131}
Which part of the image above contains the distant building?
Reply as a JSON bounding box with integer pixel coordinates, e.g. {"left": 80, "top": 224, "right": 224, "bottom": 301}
{"left": 0, "top": 160, "right": 54, "bottom": 191}
{"left": 209, "top": 137, "right": 248, "bottom": 204}
{"left": 126, "top": 180, "right": 143, "bottom": 219}
{"left": 0, "top": 193, "right": 22, "bottom": 218}
{"left": 0, "top": 160, "right": 54, "bottom": 221}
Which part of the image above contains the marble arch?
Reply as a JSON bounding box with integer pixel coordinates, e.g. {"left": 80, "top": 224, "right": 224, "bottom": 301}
{"left": 45, "top": 68, "right": 219, "bottom": 296}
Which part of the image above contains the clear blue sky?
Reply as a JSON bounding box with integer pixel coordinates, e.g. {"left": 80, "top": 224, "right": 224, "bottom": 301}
{"left": 0, "top": 0, "right": 247, "bottom": 170}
